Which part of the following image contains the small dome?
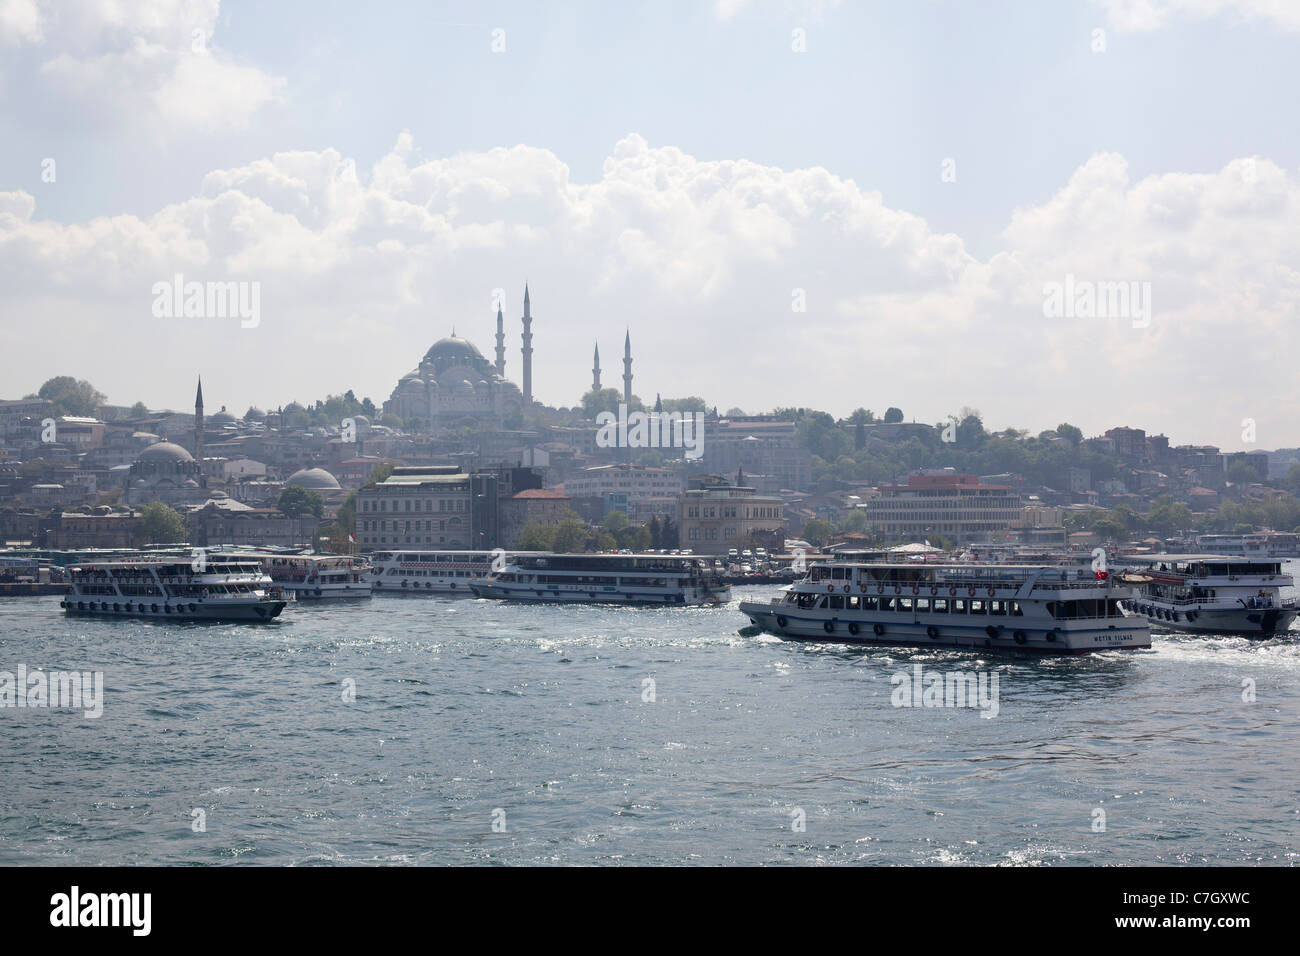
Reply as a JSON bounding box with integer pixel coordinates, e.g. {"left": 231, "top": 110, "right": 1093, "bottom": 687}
{"left": 285, "top": 467, "right": 341, "bottom": 491}
{"left": 211, "top": 406, "right": 238, "bottom": 424}
{"left": 136, "top": 441, "right": 194, "bottom": 463}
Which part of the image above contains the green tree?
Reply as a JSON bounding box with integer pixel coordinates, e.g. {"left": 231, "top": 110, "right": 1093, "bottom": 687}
{"left": 277, "top": 486, "right": 324, "bottom": 518}
{"left": 882, "top": 407, "right": 904, "bottom": 424}
{"left": 1055, "top": 423, "right": 1083, "bottom": 445}
{"left": 802, "top": 519, "right": 835, "bottom": 546}
{"left": 38, "top": 376, "right": 105, "bottom": 417}
{"left": 552, "top": 517, "right": 591, "bottom": 553}
{"left": 137, "top": 502, "right": 187, "bottom": 543}
{"left": 517, "top": 521, "right": 558, "bottom": 550}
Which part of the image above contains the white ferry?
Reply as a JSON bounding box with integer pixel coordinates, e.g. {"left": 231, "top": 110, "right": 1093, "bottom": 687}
{"left": 738, "top": 559, "right": 1149, "bottom": 654}
{"left": 1192, "top": 533, "right": 1300, "bottom": 559}
{"left": 1117, "top": 554, "right": 1297, "bottom": 638}
{"left": 470, "top": 553, "right": 731, "bottom": 605}
{"left": 368, "top": 550, "right": 506, "bottom": 594}
{"left": 253, "top": 553, "right": 372, "bottom": 600}
{"left": 61, "top": 557, "right": 287, "bottom": 621}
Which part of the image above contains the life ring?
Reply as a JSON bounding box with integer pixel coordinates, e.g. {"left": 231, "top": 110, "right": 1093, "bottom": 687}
{"left": 873, "top": 623, "right": 885, "bottom": 636}
{"left": 929, "top": 586, "right": 938, "bottom": 596}
{"left": 1013, "top": 631, "right": 1027, "bottom": 645}
{"left": 877, "top": 584, "right": 884, "bottom": 593}
{"left": 776, "top": 615, "right": 788, "bottom": 628}
{"left": 911, "top": 585, "right": 919, "bottom": 594}
{"left": 986, "top": 588, "right": 995, "bottom": 597}
{"left": 859, "top": 583, "right": 867, "bottom": 592}
{"left": 848, "top": 621, "right": 860, "bottom": 635}
{"left": 827, "top": 585, "right": 834, "bottom": 593}
{"left": 823, "top": 620, "right": 835, "bottom": 634}
{"left": 948, "top": 587, "right": 957, "bottom": 596}
{"left": 843, "top": 585, "right": 850, "bottom": 593}
{"left": 927, "top": 625, "right": 939, "bottom": 640}
{"left": 968, "top": 587, "right": 976, "bottom": 596}
{"left": 894, "top": 586, "right": 901, "bottom": 594}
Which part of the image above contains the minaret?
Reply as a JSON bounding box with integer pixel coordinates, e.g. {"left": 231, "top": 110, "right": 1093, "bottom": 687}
{"left": 194, "top": 375, "right": 205, "bottom": 486}
{"left": 494, "top": 303, "right": 506, "bottom": 377}
{"left": 521, "top": 284, "right": 533, "bottom": 406}
{"left": 622, "top": 329, "right": 633, "bottom": 406}
{"left": 592, "top": 342, "right": 601, "bottom": 392}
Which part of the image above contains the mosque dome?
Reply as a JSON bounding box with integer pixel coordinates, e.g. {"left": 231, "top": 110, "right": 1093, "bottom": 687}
{"left": 285, "top": 467, "right": 341, "bottom": 491}
{"left": 135, "top": 441, "right": 194, "bottom": 463}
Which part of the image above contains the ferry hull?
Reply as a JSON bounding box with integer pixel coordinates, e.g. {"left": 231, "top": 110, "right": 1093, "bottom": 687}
{"left": 739, "top": 601, "right": 1149, "bottom": 654}
{"left": 1137, "top": 606, "right": 1297, "bottom": 638}
{"left": 62, "top": 598, "right": 286, "bottom": 622}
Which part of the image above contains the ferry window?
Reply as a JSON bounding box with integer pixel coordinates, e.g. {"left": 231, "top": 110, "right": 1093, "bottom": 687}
{"left": 817, "top": 596, "right": 829, "bottom": 609}
{"left": 899, "top": 597, "right": 913, "bottom": 612}
{"left": 831, "top": 567, "right": 845, "bottom": 580}
{"left": 882, "top": 597, "right": 895, "bottom": 612}
{"left": 970, "top": 600, "right": 986, "bottom": 614}
{"left": 953, "top": 599, "right": 966, "bottom": 614}
{"left": 864, "top": 597, "right": 878, "bottom": 611}
{"left": 829, "top": 595, "right": 844, "bottom": 610}
{"left": 847, "top": 596, "right": 860, "bottom": 610}
{"left": 933, "top": 598, "right": 948, "bottom": 614}
{"left": 989, "top": 601, "right": 1007, "bottom": 616}
{"left": 1011, "top": 601, "right": 1024, "bottom": 616}
{"left": 915, "top": 597, "right": 930, "bottom": 612}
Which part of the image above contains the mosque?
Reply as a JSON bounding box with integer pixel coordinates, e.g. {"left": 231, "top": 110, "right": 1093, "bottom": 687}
{"left": 383, "top": 285, "right": 636, "bottom": 428}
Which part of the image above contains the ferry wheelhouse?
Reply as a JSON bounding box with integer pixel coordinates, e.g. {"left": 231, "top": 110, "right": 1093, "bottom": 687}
{"left": 1117, "top": 554, "right": 1297, "bottom": 637}
{"left": 739, "top": 559, "right": 1149, "bottom": 654}
{"left": 367, "top": 550, "right": 508, "bottom": 594}
{"left": 255, "top": 554, "right": 371, "bottom": 599}
{"left": 470, "top": 553, "right": 731, "bottom": 605}
{"left": 61, "top": 557, "right": 287, "bottom": 621}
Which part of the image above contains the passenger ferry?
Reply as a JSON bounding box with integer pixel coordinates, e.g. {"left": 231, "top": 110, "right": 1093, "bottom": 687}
{"left": 1117, "top": 553, "right": 1297, "bottom": 637}
{"left": 368, "top": 550, "right": 506, "bottom": 594}
{"left": 1192, "top": 532, "right": 1300, "bottom": 559}
{"left": 61, "top": 556, "right": 287, "bottom": 621}
{"left": 254, "top": 553, "right": 371, "bottom": 600}
{"left": 470, "top": 553, "right": 731, "bottom": 605}
{"left": 738, "top": 558, "right": 1149, "bottom": 654}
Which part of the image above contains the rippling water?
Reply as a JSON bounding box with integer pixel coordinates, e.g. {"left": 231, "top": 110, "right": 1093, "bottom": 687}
{"left": 2, "top": 575, "right": 1298, "bottom": 866}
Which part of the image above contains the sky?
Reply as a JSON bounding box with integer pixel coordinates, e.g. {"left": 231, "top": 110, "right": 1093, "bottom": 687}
{"left": 1, "top": 0, "right": 1298, "bottom": 451}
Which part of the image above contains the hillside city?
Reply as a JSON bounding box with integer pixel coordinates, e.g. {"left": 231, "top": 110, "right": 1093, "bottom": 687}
{"left": 5, "top": 349, "right": 1298, "bottom": 565}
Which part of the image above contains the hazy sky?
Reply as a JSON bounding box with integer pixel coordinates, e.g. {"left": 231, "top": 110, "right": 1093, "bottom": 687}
{"left": 2, "top": 0, "right": 1298, "bottom": 450}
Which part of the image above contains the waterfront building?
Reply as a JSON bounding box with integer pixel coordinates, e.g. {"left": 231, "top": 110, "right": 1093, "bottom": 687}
{"left": 862, "top": 472, "right": 1022, "bottom": 544}
{"left": 679, "top": 473, "right": 786, "bottom": 554}
{"left": 355, "top": 465, "right": 473, "bottom": 550}
{"left": 500, "top": 488, "right": 571, "bottom": 548}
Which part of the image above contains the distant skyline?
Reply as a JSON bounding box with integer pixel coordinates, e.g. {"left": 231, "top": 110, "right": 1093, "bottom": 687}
{"left": 2, "top": 0, "right": 1299, "bottom": 449}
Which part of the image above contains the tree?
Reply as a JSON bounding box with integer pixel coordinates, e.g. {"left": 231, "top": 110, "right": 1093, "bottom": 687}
{"left": 38, "top": 376, "right": 105, "bottom": 417}
{"left": 883, "top": 407, "right": 904, "bottom": 424}
{"left": 517, "top": 521, "right": 558, "bottom": 550}
{"left": 802, "top": 519, "right": 835, "bottom": 546}
{"left": 552, "top": 518, "right": 591, "bottom": 553}
{"left": 848, "top": 408, "right": 871, "bottom": 450}
{"left": 129, "top": 401, "right": 149, "bottom": 417}
{"left": 660, "top": 396, "right": 707, "bottom": 413}
{"left": 137, "top": 502, "right": 187, "bottom": 544}
{"left": 1055, "top": 423, "right": 1083, "bottom": 445}
{"left": 277, "top": 486, "right": 324, "bottom": 519}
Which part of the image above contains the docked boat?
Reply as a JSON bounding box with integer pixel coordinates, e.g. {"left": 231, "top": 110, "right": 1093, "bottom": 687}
{"left": 470, "top": 553, "right": 731, "bottom": 605}
{"left": 255, "top": 553, "right": 372, "bottom": 599}
{"left": 367, "top": 550, "right": 508, "bottom": 594}
{"left": 1117, "top": 553, "right": 1297, "bottom": 637}
{"left": 1191, "top": 532, "right": 1300, "bottom": 559}
{"left": 738, "top": 558, "right": 1149, "bottom": 654}
{"left": 61, "top": 556, "right": 287, "bottom": 621}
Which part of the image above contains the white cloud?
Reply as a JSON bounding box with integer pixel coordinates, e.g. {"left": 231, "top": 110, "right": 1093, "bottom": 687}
{"left": 3, "top": 0, "right": 283, "bottom": 136}
{"left": 1, "top": 135, "right": 1297, "bottom": 449}
{"left": 1096, "top": 0, "right": 1300, "bottom": 32}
